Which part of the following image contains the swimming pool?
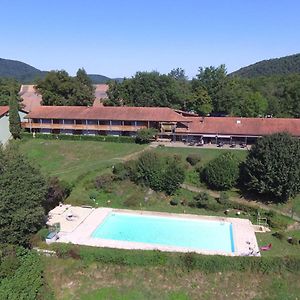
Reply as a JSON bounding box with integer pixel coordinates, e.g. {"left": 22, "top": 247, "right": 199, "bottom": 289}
{"left": 91, "top": 212, "right": 235, "bottom": 253}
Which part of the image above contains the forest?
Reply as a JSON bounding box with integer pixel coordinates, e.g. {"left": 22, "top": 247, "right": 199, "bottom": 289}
{"left": 105, "top": 66, "right": 300, "bottom": 118}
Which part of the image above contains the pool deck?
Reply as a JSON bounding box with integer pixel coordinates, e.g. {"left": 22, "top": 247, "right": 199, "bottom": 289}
{"left": 50, "top": 206, "right": 260, "bottom": 256}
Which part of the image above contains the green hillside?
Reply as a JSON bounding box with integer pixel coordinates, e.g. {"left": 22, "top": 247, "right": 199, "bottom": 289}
{"left": 0, "top": 58, "right": 47, "bottom": 83}
{"left": 0, "top": 58, "right": 121, "bottom": 84}
{"left": 230, "top": 53, "right": 300, "bottom": 78}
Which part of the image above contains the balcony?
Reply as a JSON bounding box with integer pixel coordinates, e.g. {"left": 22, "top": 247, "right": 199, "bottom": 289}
{"left": 21, "top": 122, "right": 147, "bottom": 132}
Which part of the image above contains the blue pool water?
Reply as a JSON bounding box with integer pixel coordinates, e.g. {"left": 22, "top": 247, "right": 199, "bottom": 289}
{"left": 92, "top": 213, "right": 235, "bottom": 253}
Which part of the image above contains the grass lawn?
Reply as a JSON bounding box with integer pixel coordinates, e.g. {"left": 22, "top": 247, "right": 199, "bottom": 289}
{"left": 18, "top": 139, "right": 146, "bottom": 182}
{"left": 256, "top": 231, "right": 300, "bottom": 257}
{"left": 43, "top": 256, "right": 300, "bottom": 300}
{"left": 17, "top": 139, "right": 146, "bottom": 203}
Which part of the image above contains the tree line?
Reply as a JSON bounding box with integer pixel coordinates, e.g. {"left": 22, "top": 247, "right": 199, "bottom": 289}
{"left": 1, "top": 65, "right": 300, "bottom": 118}
{"left": 105, "top": 66, "right": 300, "bottom": 118}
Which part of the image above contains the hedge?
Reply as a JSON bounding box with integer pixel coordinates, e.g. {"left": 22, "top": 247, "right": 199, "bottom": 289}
{"left": 51, "top": 243, "right": 300, "bottom": 274}
{"left": 20, "top": 132, "right": 135, "bottom": 143}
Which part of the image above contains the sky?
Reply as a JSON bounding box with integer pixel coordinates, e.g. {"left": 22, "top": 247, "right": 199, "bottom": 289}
{"left": 1, "top": 0, "right": 300, "bottom": 78}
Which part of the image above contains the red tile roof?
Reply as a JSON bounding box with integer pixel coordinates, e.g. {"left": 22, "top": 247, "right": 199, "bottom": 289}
{"left": 25, "top": 106, "right": 189, "bottom": 122}
{"left": 178, "top": 116, "right": 300, "bottom": 137}
{"left": 0, "top": 106, "right": 9, "bottom": 117}
{"left": 19, "top": 85, "right": 43, "bottom": 112}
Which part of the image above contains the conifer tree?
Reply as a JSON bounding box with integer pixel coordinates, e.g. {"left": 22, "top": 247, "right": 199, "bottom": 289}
{"left": 9, "top": 91, "right": 21, "bottom": 139}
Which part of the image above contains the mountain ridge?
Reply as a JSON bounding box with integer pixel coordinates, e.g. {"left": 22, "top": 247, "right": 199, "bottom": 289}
{"left": 0, "top": 58, "right": 122, "bottom": 84}
{"left": 230, "top": 53, "right": 300, "bottom": 78}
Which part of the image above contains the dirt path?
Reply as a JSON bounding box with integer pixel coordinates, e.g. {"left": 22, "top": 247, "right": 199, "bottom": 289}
{"left": 119, "top": 144, "right": 154, "bottom": 161}
{"left": 181, "top": 183, "right": 300, "bottom": 223}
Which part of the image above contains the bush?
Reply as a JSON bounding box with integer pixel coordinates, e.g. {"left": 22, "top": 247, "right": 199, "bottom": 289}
{"left": 191, "top": 192, "right": 221, "bottom": 211}
{"left": 170, "top": 199, "right": 179, "bottom": 206}
{"left": 37, "top": 228, "right": 50, "bottom": 241}
{"left": 203, "top": 152, "right": 240, "bottom": 190}
{"left": 112, "top": 163, "right": 129, "bottom": 180}
{"left": 218, "top": 191, "right": 229, "bottom": 205}
{"left": 0, "top": 248, "right": 45, "bottom": 300}
{"left": 288, "top": 237, "right": 299, "bottom": 245}
{"left": 272, "top": 231, "right": 286, "bottom": 240}
{"left": 123, "top": 195, "right": 140, "bottom": 207}
{"left": 135, "top": 128, "right": 158, "bottom": 144}
{"left": 89, "top": 190, "right": 98, "bottom": 200}
{"left": 186, "top": 153, "right": 201, "bottom": 166}
{"left": 267, "top": 212, "right": 291, "bottom": 229}
{"left": 44, "top": 177, "right": 72, "bottom": 213}
{"left": 133, "top": 152, "right": 185, "bottom": 195}
{"left": 95, "top": 174, "right": 115, "bottom": 190}
{"left": 21, "top": 132, "right": 135, "bottom": 143}
{"left": 51, "top": 243, "right": 300, "bottom": 274}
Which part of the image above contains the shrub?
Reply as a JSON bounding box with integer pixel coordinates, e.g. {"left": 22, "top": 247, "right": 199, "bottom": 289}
{"left": 89, "top": 190, "right": 98, "bottom": 200}
{"left": 37, "top": 228, "right": 50, "bottom": 240}
{"left": 135, "top": 128, "right": 158, "bottom": 144}
{"left": 170, "top": 199, "right": 179, "bottom": 206}
{"left": 44, "top": 177, "right": 72, "bottom": 213}
{"left": 21, "top": 132, "right": 135, "bottom": 143}
{"left": 124, "top": 195, "right": 140, "bottom": 207}
{"left": 112, "top": 163, "right": 129, "bottom": 180}
{"left": 203, "top": 152, "right": 240, "bottom": 190}
{"left": 134, "top": 152, "right": 185, "bottom": 195}
{"left": 186, "top": 153, "right": 201, "bottom": 166}
{"left": 272, "top": 231, "right": 286, "bottom": 240}
{"left": 51, "top": 244, "right": 300, "bottom": 274}
{"left": 218, "top": 191, "right": 229, "bottom": 205}
{"left": 267, "top": 212, "right": 291, "bottom": 229}
{"left": 0, "top": 248, "right": 44, "bottom": 300}
{"left": 191, "top": 192, "right": 221, "bottom": 211}
{"left": 288, "top": 237, "right": 299, "bottom": 245}
{"left": 95, "top": 174, "right": 115, "bottom": 190}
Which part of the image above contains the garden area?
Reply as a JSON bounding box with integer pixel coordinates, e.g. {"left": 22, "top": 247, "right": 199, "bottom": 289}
{"left": 17, "top": 136, "right": 300, "bottom": 256}
{"left": 1, "top": 135, "right": 300, "bottom": 299}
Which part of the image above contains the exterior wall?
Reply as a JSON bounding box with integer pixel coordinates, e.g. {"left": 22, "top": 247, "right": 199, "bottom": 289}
{"left": 0, "top": 114, "right": 11, "bottom": 145}
{"left": 0, "top": 111, "right": 26, "bottom": 145}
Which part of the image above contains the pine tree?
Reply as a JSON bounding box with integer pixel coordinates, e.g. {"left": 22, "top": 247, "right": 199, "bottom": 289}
{"left": 9, "top": 91, "right": 21, "bottom": 139}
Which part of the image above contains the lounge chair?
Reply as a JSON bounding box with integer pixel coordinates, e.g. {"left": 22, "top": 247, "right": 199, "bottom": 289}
{"left": 260, "top": 243, "right": 272, "bottom": 251}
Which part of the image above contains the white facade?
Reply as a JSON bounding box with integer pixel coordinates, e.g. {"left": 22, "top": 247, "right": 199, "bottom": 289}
{"left": 0, "top": 111, "right": 26, "bottom": 145}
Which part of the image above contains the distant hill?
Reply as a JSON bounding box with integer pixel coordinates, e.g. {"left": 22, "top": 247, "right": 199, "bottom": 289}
{"left": 230, "top": 53, "right": 300, "bottom": 78}
{"left": 0, "top": 58, "right": 47, "bottom": 83}
{"left": 0, "top": 58, "right": 122, "bottom": 84}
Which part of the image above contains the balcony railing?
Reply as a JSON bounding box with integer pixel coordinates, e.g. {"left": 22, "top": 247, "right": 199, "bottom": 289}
{"left": 21, "top": 122, "right": 147, "bottom": 132}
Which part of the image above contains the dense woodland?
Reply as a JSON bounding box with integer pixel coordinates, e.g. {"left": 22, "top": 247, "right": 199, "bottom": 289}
{"left": 105, "top": 66, "right": 300, "bottom": 118}
{"left": 230, "top": 53, "right": 300, "bottom": 78}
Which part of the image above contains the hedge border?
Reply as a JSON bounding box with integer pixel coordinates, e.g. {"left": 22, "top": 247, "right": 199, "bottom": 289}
{"left": 51, "top": 243, "right": 300, "bottom": 274}
{"left": 20, "top": 132, "right": 136, "bottom": 143}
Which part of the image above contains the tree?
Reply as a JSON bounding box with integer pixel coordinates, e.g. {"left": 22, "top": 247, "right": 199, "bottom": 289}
{"left": 35, "top": 69, "right": 95, "bottom": 106}
{"left": 8, "top": 91, "right": 21, "bottom": 139}
{"left": 187, "top": 87, "right": 212, "bottom": 115}
{"left": 163, "top": 161, "right": 185, "bottom": 195}
{"left": 194, "top": 65, "right": 230, "bottom": 113}
{"left": 135, "top": 128, "right": 158, "bottom": 144}
{"left": 0, "top": 145, "right": 47, "bottom": 246}
{"left": 0, "top": 78, "right": 21, "bottom": 106}
{"left": 168, "top": 68, "right": 188, "bottom": 81}
{"left": 242, "top": 133, "right": 300, "bottom": 202}
{"left": 203, "top": 152, "right": 240, "bottom": 190}
{"left": 133, "top": 152, "right": 185, "bottom": 194}
{"left": 44, "top": 177, "right": 72, "bottom": 213}
{"left": 106, "top": 71, "right": 186, "bottom": 109}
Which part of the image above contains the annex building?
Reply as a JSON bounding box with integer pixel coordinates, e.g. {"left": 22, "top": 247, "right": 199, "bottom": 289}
{"left": 21, "top": 105, "right": 300, "bottom": 144}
